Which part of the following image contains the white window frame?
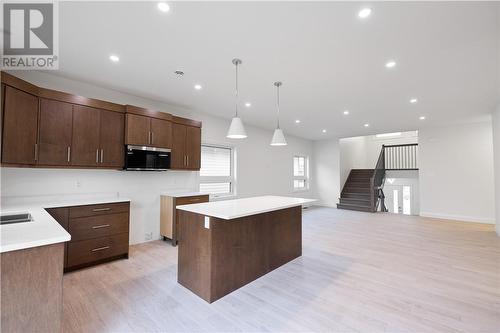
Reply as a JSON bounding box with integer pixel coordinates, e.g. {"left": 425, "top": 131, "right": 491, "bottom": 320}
{"left": 199, "top": 144, "right": 236, "bottom": 198}
{"left": 293, "top": 155, "right": 309, "bottom": 192}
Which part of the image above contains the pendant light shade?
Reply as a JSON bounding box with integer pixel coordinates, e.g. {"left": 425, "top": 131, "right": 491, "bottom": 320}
{"left": 270, "top": 81, "right": 287, "bottom": 146}
{"left": 227, "top": 58, "right": 247, "bottom": 139}
{"left": 227, "top": 116, "right": 247, "bottom": 139}
{"left": 271, "top": 128, "right": 287, "bottom": 146}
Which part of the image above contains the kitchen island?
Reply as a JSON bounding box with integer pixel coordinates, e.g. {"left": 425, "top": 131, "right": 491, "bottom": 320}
{"left": 176, "top": 195, "right": 316, "bottom": 303}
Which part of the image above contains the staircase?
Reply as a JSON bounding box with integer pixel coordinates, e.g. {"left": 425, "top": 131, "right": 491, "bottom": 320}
{"left": 337, "top": 143, "right": 418, "bottom": 213}
{"left": 337, "top": 169, "right": 374, "bottom": 212}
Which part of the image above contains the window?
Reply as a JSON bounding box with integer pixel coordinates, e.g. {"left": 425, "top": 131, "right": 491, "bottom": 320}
{"left": 293, "top": 156, "right": 309, "bottom": 191}
{"left": 200, "top": 145, "right": 235, "bottom": 197}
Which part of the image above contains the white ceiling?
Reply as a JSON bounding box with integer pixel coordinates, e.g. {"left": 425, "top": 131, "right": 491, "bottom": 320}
{"left": 50, "top": 1, "right": 499, "bottom": 140}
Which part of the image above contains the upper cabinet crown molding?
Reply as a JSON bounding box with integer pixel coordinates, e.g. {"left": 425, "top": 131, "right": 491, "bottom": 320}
{"left": 1, "top": 71, "right": 124, "bottom": 113}
{"left": 125, "top": 105, "right": 172, "bottom": 121}
{"left": 172, "top": 115, "right": 202, "bottom": 128}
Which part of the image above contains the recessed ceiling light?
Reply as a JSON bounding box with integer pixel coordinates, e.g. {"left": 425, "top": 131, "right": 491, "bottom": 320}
{"left": 245, "top": 102, "right": 251, "bottom": 107}
{"left": 295, "top": 120, "right": 301, "bottom": 124}
{"left": 343, "top": 110, "right": 350, "bottom": 115}
{"left": 385, "top": 60, "right": 396, "bottom": 68}
{"left": 410, "top": 98, "right": 418, "bottom": 104}
{"left": 364, "top": 123, "right": 370, "bottom": 127}
{"left": 174, "top": 70, "right": 184, "bottom": 77}
{"left": 157, "top": 2, "right": 170, "bottom": 12}
{"left": 109, "top": 55, "right": 119, "bottom": 62}
{"left": 419, "top": 116, "right": 426, "bottom": 120}
{"left": 358, "top": 8, "right": 372, "bottom": 19}
{"left": 322, "top": 129, "right": 327, "bottom": 133}
{"left": 194, "top": 84, "right": 202, "bottom": 90}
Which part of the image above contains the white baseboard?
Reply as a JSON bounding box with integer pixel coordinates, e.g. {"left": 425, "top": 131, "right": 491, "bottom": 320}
{"left": 420, "top": 212, "right": 495, "bottom": 225}
{"left": 313, "top": 202, "right": 338, "bottom": 208}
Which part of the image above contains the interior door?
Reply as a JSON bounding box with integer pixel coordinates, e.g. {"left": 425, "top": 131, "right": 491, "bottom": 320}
{"left": 38, "top": 99, "right": 73, "bottom": 166}
{"left": 99, "top": 110, "right": 124, "bottom": 168}
{"left": 125, "top": 114, "right": 150, "bottom": 146}
{"left": 384, "top": 184, "right": 412, "bottom": 215}
{"left": 2, "top": 86, "right": 39, "bottom": 165}
{"left": 171, "top": 123, "right": 186, "bottom": 169}
{"left": 150, "top": 118, "right": 172, "bottom": 148}
{"left": 71, "top": 105, "right": 100, "bottom": 166}
{"left": 186, "top": 126, "right": 201, "bottom": 169}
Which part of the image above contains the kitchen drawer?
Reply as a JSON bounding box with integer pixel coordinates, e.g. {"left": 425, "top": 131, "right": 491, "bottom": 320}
{"left": 69, "top": 202, "right": 129, "bottom": 218}
{"left": 69, "top": 212, "right": 129, "bottom": 242}
{"left": 67, "top": 233, "right": 129, "bottom": 268}
{"left": 176, "top": 195, "right": 209, "bottom": 206}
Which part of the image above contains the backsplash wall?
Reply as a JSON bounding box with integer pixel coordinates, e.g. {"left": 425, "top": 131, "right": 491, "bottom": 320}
{"left": 1, "top": 167, "right": 199, "bottom": 244}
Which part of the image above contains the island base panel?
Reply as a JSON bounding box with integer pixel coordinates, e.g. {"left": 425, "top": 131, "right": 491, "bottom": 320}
{"left": 177, "top": 206, "right": 302, "bottom": 303}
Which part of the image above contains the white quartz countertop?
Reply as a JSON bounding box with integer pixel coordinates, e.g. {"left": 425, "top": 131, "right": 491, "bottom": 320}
{"left": 160, "top": 191, "right": 209, "bottom": 198}
{"left": 176, "top": 195, "right": 316, "bottom": 220}
{"left": 1, "top": 197, "right": 130, "bottom": 253}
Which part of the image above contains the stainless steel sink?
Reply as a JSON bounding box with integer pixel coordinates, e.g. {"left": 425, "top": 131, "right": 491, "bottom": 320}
{"left": 0, "top": 213, "right": 33, "bottom": 225}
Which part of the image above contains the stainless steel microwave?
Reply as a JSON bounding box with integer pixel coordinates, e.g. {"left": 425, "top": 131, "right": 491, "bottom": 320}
{"left": 124, "top": 145, "right": 171, "bottom": 171}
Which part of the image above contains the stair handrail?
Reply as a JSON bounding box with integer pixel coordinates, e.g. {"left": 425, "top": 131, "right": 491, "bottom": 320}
{"left": 370, "top": 145, "right": 386, "bottom": 212}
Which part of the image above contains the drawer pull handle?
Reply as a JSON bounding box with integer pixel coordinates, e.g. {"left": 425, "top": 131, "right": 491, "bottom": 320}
{"left": 92, "top": 224, "right": 110, "bottom": 229}
{"left": 91, "top": 246, "right": 110, "bottom": 252}
{"left": 92, "top": 208, "right": 111, "bottom": 212}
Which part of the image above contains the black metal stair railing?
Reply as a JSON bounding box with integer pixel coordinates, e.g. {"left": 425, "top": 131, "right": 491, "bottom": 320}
{"left": 370, "top": 143, "right": 418, "bottom": 211}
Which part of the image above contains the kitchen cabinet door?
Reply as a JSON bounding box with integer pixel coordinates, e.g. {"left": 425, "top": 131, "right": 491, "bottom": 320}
{"left": 125, "top": 114, "right": 150, "bottom": 146}
{"left": 99, "top": 110, "right": 124, "bottom": 168}
{"left": 71, "top": 105, "right": 100, "bottom": 166}
{"left": 150, "top": 118, "right": 172, "bottom": 148}
{"left": 186, "top": 126, "right": 201, "bottom": 169}
{"left": 171, "top": 123, "right": 187, "bottom": 169}
{"left": 38, "top": 99, "right": 73, "bottom": 166}
{"left": 2, "top": 86, "right": 39, "bottom": 165}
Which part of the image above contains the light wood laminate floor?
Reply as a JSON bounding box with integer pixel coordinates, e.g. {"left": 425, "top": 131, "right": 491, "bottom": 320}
{"left": 63, "top": 207, "right": 500, "bottom": 333}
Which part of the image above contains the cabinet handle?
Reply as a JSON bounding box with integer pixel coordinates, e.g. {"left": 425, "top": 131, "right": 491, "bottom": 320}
{"left": 67, "top": 147, "right": 71, "bottom": 162}
{"left": 91, "top": 246, "right": 110, "bottom": 252}
{"left": 96, "top": 149, "right": 99, "bottom": 163}
{"left": 92, "top": 208, "right": 111, "bottom": 212}
{"left": 92, "top": 224, "right": 110, "bottom": 229}
{"left": 100, "top": 149, "right": 104, "bottom": 163}
{"left": 149, "top": 131, "right": 152, "bottom": 144}
{"left": 151, "top": 132, "right": 154, "bottom": 144}
{"left": 187, "top": 155, "right": 189, "bottom": 166}
{"left": 34, "top": 144, "right": 38, "bottom": 161}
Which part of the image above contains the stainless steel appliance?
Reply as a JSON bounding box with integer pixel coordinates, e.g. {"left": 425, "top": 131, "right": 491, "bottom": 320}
{"left": 124, "top": 145, "right": 171, "bottom": 171}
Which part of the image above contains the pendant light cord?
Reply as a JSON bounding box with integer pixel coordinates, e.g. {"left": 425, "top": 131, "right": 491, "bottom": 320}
{"left": 276, "top": 84, "right": 280, "bottom": 129}
{"left": 235, "top": 62, "right": 239, "bottom": 117}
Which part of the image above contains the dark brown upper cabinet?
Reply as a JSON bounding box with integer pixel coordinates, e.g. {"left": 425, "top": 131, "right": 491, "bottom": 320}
{"left": 38, "top": 99, "right": 73, "bottom": 166}
{"left": 99, "top": 110, "right": 124, "bottom": 167}
{"left": 1, "top": 73, "right": 201, "bottom": 171}
{"left": 171, "top": 123, "right": 187, "bottom": 169}
{"left": 71, "top": 105, "right": 101, "bottom": 166}
{"left": 150, "top": 118, "right": 172, "bottom": 148}
{"left": 171, "top": 117, "right": 202, "bottom": 170}
{"left": 125, "top": 105, "right": 172, "bottom": 148}
{"left": 2, "top": 85, "right": 39, "bottom": 165}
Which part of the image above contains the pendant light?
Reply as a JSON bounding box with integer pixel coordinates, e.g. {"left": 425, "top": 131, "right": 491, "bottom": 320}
{"left": 226, "top": 58, "right": 247, "bottom": 139}
{"left": 270, "top": 81, "right": 287, "bottom": 146}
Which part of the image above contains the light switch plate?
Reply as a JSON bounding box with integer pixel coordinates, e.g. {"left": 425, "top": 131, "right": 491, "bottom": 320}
{"left": 204, "top": 216, "right": 210, "bottom": 229}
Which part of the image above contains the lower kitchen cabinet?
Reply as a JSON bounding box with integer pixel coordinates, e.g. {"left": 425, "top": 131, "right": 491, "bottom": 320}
{"left": 46, "top": 201, "right": 130, "bottom": 272}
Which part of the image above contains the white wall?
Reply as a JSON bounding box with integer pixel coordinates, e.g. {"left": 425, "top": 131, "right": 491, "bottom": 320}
{"left": 492, "top": 104, "right": 500, "bottom": 235}
{"left": 0, "top": 71, "right": 315, "bottom": 244}
{"left": 313, "top": 138, "right": 340, "bottom": 207}
{"left": 339, "top": 131, "right": 418, "bottom": 188}
{"left": 419, "top": 121, "right": 495, "bottom": 224}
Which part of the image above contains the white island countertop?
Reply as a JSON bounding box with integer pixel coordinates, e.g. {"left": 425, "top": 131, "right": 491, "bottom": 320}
{"left": 1, "top": 197, "right": 130, "bottom": 253}
{"left": 177, "top": 195, "right": 316, "bottom": 220}
{"left": 160, "top": 191, "right": 209, "bottom": 198}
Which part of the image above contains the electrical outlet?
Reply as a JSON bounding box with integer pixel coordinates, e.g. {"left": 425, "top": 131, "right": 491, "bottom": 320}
{"left": 145, "top": 232, "right": 153, "bottom": 240}
{"left": 76, "top": 181, "right": 81, "bottom": 188}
